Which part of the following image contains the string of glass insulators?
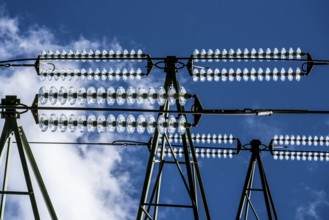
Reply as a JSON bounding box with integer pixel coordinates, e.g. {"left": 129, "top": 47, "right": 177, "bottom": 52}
{"left": 38, "top": 86, "right": 190, "bottom": 106}
{"left": 272, "top": 150, "right": 329, "bottom": 162}
{"left": 39, "top": 49, "right": 145, "bottom": 61}
{"left": 192, "top": 48, "right": 303, "bottom": 62}
{"left": 156, "top": 147, "right": 235, "bottom": 159}
{"left": 38, "top": 67, "right": 145, "bottom": 81}
{"left": 273, "top": 135, "right": 329, "bottom": 146}
{"left": 38, "top": 113, "right": 189, "bottom": 134}
{"left": 166, "top": 133, "right": 235, "bottom": 144}
{"left": 192, "top": 67, "right": 304, "bottom": 82}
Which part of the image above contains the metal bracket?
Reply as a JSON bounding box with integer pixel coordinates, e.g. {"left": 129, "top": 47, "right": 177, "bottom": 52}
{"left": 34, "top": 56, "right": 40, "bottom": 75}
{"left": 250, "top": 140, "right": 262, "bottom": 153}
{"left": 236, "top": 139, "right": 242, "bottom": 154}
{"left": 1, "top": 96, "right": 20, "bottom": 119}
{"left": 146, "top": 55, "right": 154, "bottom": 75}
{"left": 191, "top": 95, "right": 203, "bottom": 126}
{"left": 268, "top": 140, "right": 274, "bottom": 154}
{"left": 164, "top": 56, "right": 178, "bottom": 73}
{"left": 31, "top": 95, "right": 39, "bottom": 124}
{"left": 186, "top": 57, "right": 194, "bottom": 76}
{"left": 305, "top": 53, "right": 314, "bottom": 75}
{"left": 147, "top": 138, "right": 153, "bottom": 152}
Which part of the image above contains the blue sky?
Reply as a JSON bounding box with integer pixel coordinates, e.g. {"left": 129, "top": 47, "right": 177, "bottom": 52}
{"left": 1, "top": 0, "right": 329, "bottom": 219}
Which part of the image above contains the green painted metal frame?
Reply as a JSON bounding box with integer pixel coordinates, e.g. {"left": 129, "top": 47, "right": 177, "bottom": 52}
{"left": 0, "top": 96, "right": 58, "bottom": 220}
{"left": 136, "top": 57, "right": 211, "bottom": 220}
{"left": 236, "top": 140, "right": 278, "bottom": 220}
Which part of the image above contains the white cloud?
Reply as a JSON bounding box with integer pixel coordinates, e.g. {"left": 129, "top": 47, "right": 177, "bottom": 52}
{"left": 241, "top": 117, "right": 282, "bottom": 141}
{"left": 295, "top": 187, "right": 329, "bottom": 220}
{"left": 0, "top": 16, "right": 18, "bottom": 35}
{"left": 0, "top": 9, "right": 138, "bottom": 220}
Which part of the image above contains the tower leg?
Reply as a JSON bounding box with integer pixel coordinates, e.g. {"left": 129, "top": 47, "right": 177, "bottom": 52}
{"left": 12, "top": 118, "right": 40, "bottom": 220}
{"left": 0, "top": 133, "right": 13, "bottom": 219}
{"left": 152, "top": 136, "right": 166, "bottom": 220}
{"left": 243, "top": 160, "right": 256, "bottom": 220}
{"left": 137, "top": 57, "right": 210, "bottom": 219}
{"left": 181, "top": 133, "right": 199, "bottom": 220}
{"left": 236, "top": 153, "right": 257, "bottom": 219}
{"left": 19, "top": 126, "right": 58, "bottom": 220}
{"left": 137, "top": 69, "right": 172, "bottom": 220}
{"left": 0, "top": 121, "right": 10, "bottom": 159}
{"left": 257, "top": 154, "right": 278, "bottom": 220}
{"left": 137, "top": 129, "right": 162, "bottom": 219}
{"left": 236, "top": 140, "right": 278, "bottom": 220}
{"left": 0, "top": 95, "right": 57, "bottom": 219}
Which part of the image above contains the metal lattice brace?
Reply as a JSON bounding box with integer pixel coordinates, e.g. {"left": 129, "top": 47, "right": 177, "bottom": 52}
{"left": 136, "top": 57, "right": 211, "bottom": 220}
{"left": 0, "top": 96, "right": 57, "bottom": 220}
{"left": 236, "top": 140, "right": 278, "bottom": 220}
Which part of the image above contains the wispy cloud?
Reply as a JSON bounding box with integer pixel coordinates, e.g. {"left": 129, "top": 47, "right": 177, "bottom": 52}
{"left": 295, "top": 186, "right": 329, "bottom": 220}
{"left": 0, "top": 7, "right": 139, "bottom": 220}
{"left": 241, "top": 117, "right": 282, "bottom": 142}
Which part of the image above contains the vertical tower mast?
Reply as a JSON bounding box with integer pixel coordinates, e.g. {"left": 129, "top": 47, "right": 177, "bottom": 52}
{"left": 0, "top": 96, "right": 57, "bottom": 220}
{"left": 137, "top": 57, "right": 211, "bottom": 220}
{"left": 236, "top": 140, "right": 277, "bottom": 220}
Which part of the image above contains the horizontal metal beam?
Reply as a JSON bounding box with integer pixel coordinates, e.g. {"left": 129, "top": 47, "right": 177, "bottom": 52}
{"left": 246, "top": 188, "right": 263, "bottom": 192}
{"left": 0, "top": 191, "right": 30, "bottom": 195}
{"left": 4, "top": 104, "right": 329, "bottom": 116}
{"left": 143, "top": 203, "right": 194, "bottom": 208}
{"left": 16, "top": 141, "right": 148, "bottom": 147}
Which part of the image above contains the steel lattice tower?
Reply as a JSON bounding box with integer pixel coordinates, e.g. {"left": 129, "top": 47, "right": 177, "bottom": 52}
{"left": 137, "top": 57, "right": 210, "bottom": 220}
{"left": 236, "top": 140, "right": 277, "bottom": 220}
{"left": 0, "top": 96, "right": 57, "bottom": 220}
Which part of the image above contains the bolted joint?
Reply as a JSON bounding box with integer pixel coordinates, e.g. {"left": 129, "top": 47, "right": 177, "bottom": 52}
{"left": 250, "top": 139, "right": 262, "bottom": 154}
{"left": 164, "top": 56, "right": 178, "bottom": 73}
{"left": 1, "top": 96, "right": 21, "bottom": 118}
